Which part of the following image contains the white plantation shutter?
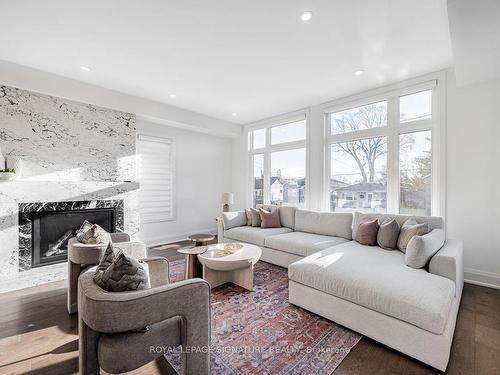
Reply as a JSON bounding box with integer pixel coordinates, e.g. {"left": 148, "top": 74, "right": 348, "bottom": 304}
{"left": 137, "top": 134, "right": 174, "bottom": 223}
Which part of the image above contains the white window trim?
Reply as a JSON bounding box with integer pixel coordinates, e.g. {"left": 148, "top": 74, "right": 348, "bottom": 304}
{"left": 137, "top": 133, "right": 176, "bottom": 223}
{"left": 245, "top": 109, "right": 310, "bottom": 208}
{"left": 323, "top": 73, "right": 445, "bottom": 217}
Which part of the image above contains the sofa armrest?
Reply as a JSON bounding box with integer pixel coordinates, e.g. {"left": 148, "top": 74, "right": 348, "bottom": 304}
{"left": 216, "top": 217, "right": 224, "bottom": 243}
{"left": 140, "top": 257, "right": 170, "bottom": 287}
{"left": 429, "top": 239, "right": 464, "bottom": 299}
{"left": 110, "top": 232, "right": 131, "bottom": 243}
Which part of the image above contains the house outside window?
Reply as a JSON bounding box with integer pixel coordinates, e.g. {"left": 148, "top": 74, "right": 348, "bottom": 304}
{"left": 325, "top": 80, "right": 442, "bottom": 216}
{"left": 248, "top": 113, "right": 308, "bottom": 208}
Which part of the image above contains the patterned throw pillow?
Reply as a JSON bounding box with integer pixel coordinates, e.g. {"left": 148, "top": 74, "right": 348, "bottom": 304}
{"left": 93, "top": 244, "right": 150, "bottom": 292}
{"left": 355, "top": 219, "right": 379, "bottom": 246}
{"left": 377, "top": 219, "right": 400, "bottom": 250}
{"left": 76, "top": 222, "right": 111, "bottom": 245}
{"left": 397, "top": 218, "right": 430, "bottom": 253}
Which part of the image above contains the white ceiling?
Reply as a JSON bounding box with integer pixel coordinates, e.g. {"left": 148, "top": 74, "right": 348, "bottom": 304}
{"left": 0, "top": 0, "right": 452, "bottom": 124}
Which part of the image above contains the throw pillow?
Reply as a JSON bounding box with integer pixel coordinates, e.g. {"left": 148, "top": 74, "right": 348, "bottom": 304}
{"left": 245, "top": 208, "right": 253, "bottom": 226}
{"left": 94, "top": 248, "right": 150, "bottom": 292}
{"left": 355, "top": 219, "right": 379, "bottom": 246}
{"left": 249, "top": 208, "right": 262, "bottom": 227}
{"left": 405, "top": 229, "right": 445, "bottom": 268}
{"left": 76, "top": 222, "right": 111, "bottom": 245}
{"left": 259, "top": 207, "right": 281, "bottom": 228}
{"left": 377, "top": 219, "right": 400, "bottom": 250}
{"left": 397, "top": 218, "right": 430, "bottom": 253}
{"left": 222, "top": 211, "right": 247, "bottom": 230}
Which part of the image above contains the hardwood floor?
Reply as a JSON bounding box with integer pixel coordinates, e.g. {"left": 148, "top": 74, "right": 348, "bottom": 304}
{"left": 0, "top": 278, "right": 498, "bottom": 374}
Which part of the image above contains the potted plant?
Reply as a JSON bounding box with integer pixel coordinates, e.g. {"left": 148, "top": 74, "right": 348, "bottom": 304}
{"left": 0, "top": 168, "right": 16, "bottom": 181}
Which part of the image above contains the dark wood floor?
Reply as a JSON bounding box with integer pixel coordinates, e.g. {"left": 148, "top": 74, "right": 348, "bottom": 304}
{"left": 0, "top": 275, "right": 498, "bottom": 374}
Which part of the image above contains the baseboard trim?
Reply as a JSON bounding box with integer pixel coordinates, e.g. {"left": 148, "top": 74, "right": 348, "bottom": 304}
{"left": 464, "top": 268, "right": 500, "bottom": 290}
{"left": 143, "top": 227, "right": 217, "bottom": 247}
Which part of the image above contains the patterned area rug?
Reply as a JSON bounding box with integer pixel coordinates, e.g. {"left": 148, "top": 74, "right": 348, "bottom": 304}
{"left": 166, "top": 260, "right": 361, "bottom": 374}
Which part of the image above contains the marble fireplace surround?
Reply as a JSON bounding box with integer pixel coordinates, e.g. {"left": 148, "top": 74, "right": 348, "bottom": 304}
{"left": 0, "top": 84, "right": 140, "bottom": 292}
{"left": 18, "top": 199, "right": 125, "bottom": 271}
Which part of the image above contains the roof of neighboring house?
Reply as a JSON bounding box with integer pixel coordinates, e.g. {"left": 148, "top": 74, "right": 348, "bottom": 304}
{"left": 334, "top": 182, "right": 386, "bottom": 192}
{"left": 254, "top": 177, "right": 282, "bottom": 190}
{"left": 330, "top": 178, "right": 349, "bottom": 188}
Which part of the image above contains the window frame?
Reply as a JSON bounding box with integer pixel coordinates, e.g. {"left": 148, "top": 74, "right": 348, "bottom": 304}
{"left": 246, "top": 110, "right": 309, "bottom": 208}
{"left": 323, "top": 77, "right": 444, "bottom": 217}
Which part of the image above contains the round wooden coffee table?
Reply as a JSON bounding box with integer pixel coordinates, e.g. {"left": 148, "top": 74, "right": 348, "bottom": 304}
{"left": 197, "top": 243, "right": 261, "bottom": 291}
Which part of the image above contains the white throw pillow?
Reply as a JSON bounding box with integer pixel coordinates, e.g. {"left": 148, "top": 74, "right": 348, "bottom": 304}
{"left": 222, "top": 211, "right": 247, "bottom": 230}
{"left": 405, "top": 229, "right": 445, "bottom": 269}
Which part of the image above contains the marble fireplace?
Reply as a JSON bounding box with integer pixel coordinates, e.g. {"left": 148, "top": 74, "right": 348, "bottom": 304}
{"left": 0, "top": 84, "right": 140, "bottom": 292}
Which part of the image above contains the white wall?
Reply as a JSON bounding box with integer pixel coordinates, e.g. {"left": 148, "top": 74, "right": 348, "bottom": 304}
{"left": 138, "top": 120, "right": 232, "bottom": 245}
{"left": 446, "top": 69, "right": 500, "bottom": 287}
{"left": 231, "top": 68, "right": 500, "bottom": 288}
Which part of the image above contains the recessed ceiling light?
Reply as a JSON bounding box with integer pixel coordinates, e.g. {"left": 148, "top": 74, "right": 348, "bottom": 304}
{"left": 300, "top": 11, "right": 313, "bottom": 22}
{"left": 169, "top": 93, "right": 176, "bottom": 98}
{"left": 231, "top": 112, "right": 237, "bottom": 117}
{"left": 80, "top": 66, "right": 91, "bottom": 72}
{"left": 355, "top": 69, "right": 365, "bottom": 76}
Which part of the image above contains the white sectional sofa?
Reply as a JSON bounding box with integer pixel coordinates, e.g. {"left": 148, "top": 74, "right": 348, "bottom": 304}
{"left": 217, "top": 205, "right": 463, "bottom": 371}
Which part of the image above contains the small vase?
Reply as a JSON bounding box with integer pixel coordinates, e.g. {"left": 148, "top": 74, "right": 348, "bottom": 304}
{"left": 6, "top": 156, "right": 22, "bottom": 178}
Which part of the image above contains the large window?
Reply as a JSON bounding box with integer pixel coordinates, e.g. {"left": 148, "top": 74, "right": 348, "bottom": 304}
{"left": 327, "top": 86, "right": 438, "bottom": 216}
{"left": 248, "top": 115, "right": 307, "bottom": 208}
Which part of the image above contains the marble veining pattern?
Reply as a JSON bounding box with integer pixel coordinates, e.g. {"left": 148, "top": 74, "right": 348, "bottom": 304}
{"left": 0, "top": 85, "right": 139, "bottom": 292}
{"left": 0, "top": 85, "right": 136, "bottom": 181}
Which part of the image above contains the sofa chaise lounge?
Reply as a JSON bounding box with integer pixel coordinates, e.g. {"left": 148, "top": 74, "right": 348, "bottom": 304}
{"left": 217, "top": 205, "right": 463, "bottom": 371}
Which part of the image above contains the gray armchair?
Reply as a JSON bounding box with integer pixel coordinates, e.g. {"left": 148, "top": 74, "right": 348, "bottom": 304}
{"left": 78, "top": 257, "right": 211, "bottom": 374}
{"left": 67, "top": 233, "right": 149, "bottom": 314}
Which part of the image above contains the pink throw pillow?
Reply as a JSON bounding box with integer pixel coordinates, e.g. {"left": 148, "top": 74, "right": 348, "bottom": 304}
{"left": 355, "top": 219, "right": 379, "bottom": 246}
{"left": 259, "top": 208, "right": 281, "bottom": 228}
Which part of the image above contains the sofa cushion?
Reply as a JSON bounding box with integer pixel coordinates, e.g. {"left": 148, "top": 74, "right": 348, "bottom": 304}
{"left": 288, "top": 241, "right": 455, "bottom": 334}
{"left": 249, "top": 208, "right": 262, "bottom": 227}
{"left": 406, "top": 229, "right": 446, "bottom": 269}
{"left": 265, "top": 231, "right": 349, "bottom": 257}
{"left": 397, "top": 218, "right": 430, "bottom": 253}
{"left": 222, "top": 211, "right": 247, "bottom": 230}
{"left": 377, "top": 218, "right": 400, "bottom": 250}
{"left": 224, "top": 226, "right": 292, "bottom": 247}
{"left": 353, "top": 212, "right": 443, "bottom": 240}
{"left": 355, "top": 219, "right": 379, "bottom": 246}
{"left": 259, "top": 207, "right": 281, "bottom": 228}
{"left": 257, "top": 204, "right": 296, "bottom": 229}
{"left": 294, "top": 209, "right": 353, "bottom": 239}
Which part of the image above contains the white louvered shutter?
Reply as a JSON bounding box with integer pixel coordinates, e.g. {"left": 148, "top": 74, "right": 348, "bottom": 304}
{"left": 137, "top": 135, "right": 174, "bottom": 223}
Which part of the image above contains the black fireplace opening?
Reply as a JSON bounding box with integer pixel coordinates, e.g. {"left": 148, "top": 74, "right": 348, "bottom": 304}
{"left": 31, "top": 208, "right": 116, "bottom": 268}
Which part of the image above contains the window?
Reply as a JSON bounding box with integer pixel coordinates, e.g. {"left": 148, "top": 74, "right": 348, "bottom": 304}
{"left": 270, "top": 148, "right": 306, "bottom": 207}
{"left": 271, "top": 119, "right": 306, "bottom": 145}
{"left": 137, "top": 135, "right": 174, "bottom": 223}
{"left": 330, "top": 101, "right": 387, "bottom": 135}
{"left": 248, "top": 114, "right": 307, "bottom": 208}
{"left": 326, "top": 81, "right": 439, "bottom": 215}
{"left": 252, "top": 154, "right": 264, "bottom": 207}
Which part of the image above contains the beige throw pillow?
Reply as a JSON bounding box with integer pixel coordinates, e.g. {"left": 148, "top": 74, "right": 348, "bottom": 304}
{"left": 377, "top": 219, "right": 400, "bottom": 250}
{"left": 249, "top": 208, "right": 262, "bottom": 227}
{"left": 397, "top": 218, "right": 430, "bottom": 253}
{"left": 245, "top": 208, "right": 252, "bottom": 226}
{"left": 259, "top": 207, "right": 281, "bottom": 228}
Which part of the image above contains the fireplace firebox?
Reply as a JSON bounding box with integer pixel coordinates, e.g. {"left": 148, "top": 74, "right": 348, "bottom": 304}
{"left": 31, "top": 208, "right": 116, "bottom": 267}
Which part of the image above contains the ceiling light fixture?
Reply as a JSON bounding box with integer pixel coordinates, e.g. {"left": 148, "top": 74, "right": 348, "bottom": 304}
{"left": 80, "top": 66, "right": 91, "bottom": 72}
{"left": 355, "top": 69, "right": 365, "bottom": 76}
{"left": 300, "top": 11, "right": 313, "bottom": 22}
{"left": 231, "top": 112, "right": 237, "bottom": 117}
{"left": 169, "top": 93, "right": 176, "bottom": 98}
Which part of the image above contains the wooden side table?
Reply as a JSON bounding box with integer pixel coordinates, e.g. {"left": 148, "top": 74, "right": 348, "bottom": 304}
{"left": 177, "top": 246, "right": 208, "bottom": 279}
{"left": 188, "top": 233, "right": 215, "bottom": 247}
